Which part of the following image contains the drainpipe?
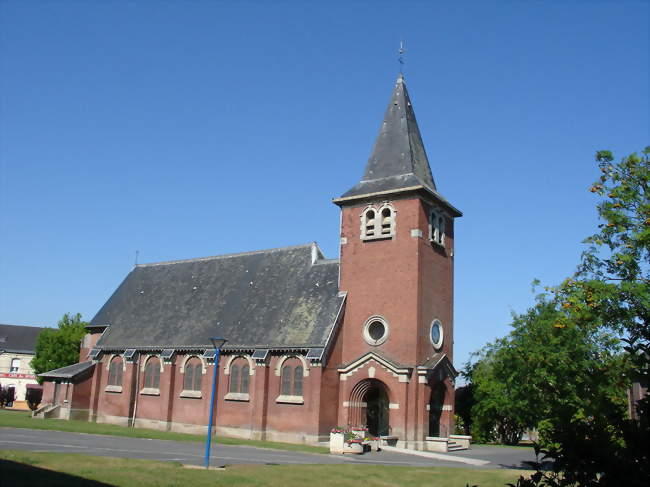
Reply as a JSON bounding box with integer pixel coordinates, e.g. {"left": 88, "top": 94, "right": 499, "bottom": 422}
{"left": 131, "top": 353, "right": 140, "bottom": 427}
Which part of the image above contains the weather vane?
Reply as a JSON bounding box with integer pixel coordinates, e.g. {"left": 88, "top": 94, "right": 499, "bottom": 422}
{"left": 398, "top": 40, "right": 406, "bottom": 74}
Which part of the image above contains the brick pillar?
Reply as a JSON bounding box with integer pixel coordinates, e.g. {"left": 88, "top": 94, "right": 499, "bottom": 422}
{"left": 89, "top": 360, "right": 103, "bottom": 422}
{"left": 250, "top": 362, "right": 269, "bottom": 440}
{"left": 164, "top": 361, "right": 176, "bottom": 429}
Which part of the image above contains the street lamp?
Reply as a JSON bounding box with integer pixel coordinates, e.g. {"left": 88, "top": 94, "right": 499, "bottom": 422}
{"left": 204, "top": 336, "right": 227, "bottom": 469}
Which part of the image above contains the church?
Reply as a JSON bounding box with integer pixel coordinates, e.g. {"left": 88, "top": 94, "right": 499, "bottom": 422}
{"left": 39, "top": 74, "right": 462, "bottom": 450}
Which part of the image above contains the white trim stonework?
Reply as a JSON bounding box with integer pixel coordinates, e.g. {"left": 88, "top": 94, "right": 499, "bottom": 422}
{"left": 275, "top": 355, "right": 309, "bottom": 377}
{"left": 224, "top": 354, "right": 255, "bottom": 376}
{"left": 362, "top": 315, "right": 390, "bottom": 346}
{"left": 179, "top": 354, "right": 207, "bottom": 374}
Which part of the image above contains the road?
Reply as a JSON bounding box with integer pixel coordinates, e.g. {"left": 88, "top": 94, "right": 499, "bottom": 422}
{"left": 0, "top": 428, "right": 537, "bottom": 470}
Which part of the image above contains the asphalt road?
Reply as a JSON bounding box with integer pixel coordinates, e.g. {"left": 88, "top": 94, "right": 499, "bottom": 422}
{"left": 0, "top": 428, "right": 537, "bottom": 470}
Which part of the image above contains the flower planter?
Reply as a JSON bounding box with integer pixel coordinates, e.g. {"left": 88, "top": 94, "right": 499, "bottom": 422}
{"left": 342, "top": 442, "right": 364, "bottom": 454}
{"left": 329, "top": 432, "right": 345, "bottom": 454}
{"left": 366, "top": 439, "right": 381, "bottom": 452}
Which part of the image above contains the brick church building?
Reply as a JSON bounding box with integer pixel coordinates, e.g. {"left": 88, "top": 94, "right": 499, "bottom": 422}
{"left": 40, "top": 74, "right": 462, "bottom": 450}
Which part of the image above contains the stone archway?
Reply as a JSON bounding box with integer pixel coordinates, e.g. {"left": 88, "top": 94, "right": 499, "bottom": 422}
{"left": 349, "top": 379, "right": 390, "bottom": 436}
{"left": 429, "top": 382, "right": 446, "bottom": 437}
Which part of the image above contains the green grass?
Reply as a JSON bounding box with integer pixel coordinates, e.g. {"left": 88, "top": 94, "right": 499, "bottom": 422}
{"left": 0, "top": 450, "right": 528, "bottom": 487}
{"left": 0, "top": 409, "right": 328, "bottom": 454}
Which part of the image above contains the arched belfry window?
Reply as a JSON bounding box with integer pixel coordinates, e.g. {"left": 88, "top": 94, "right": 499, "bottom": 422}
{"left": 430, "top": 209, "right": 446, "bottom": 247}
{"left": 361, "top": 203, "right": 395, "bottom": 240}
{"left": 380, "top": 207, "right": 393, "bottom": 235}
{"left": 362, "top": 208, "right": 376, "bottom": 238}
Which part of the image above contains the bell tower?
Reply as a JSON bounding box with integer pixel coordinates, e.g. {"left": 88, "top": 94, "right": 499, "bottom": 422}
{"left": 333, "top": 74, "right": 462, "bottom": 445}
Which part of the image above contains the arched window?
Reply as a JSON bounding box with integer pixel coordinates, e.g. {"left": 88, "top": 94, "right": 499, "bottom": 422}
{"left": 230, "top": 363, "right": 240, "bottom": 393}
{"left": 183, "top": 357, "right": 202, "bottom": 391}
{"left": 281, "top": 364, "right": 292, "bottom": 395}
{"left": 241, "top": 365, "right": 250, "bottom": 394}
{"left": 280, "top": 358, "right": 304, "bottom": 397}
{"left": 144, "top": 357, "right": 160, "bottom": 389}
{"left": 293, "top": 366, "right": 303, "bottom": 396}
{"left": 107, "top": 357, "right": 123, "bottom": 387}
{"left": 430, "top": 210, "right": 445, "bottom": 246}
{"left": 228, "top": 357, "right": 250, "bottom": 394}
{"left": 363, "top": 209, "right": 376, "bottom": 238}
{"left": 380, "top": 207, "right": 393, "bottom": 235}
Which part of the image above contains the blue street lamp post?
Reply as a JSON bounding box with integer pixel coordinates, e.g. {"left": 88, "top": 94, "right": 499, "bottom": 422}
{"left": 204, "top": 337, "right": 227, "bottom": 469}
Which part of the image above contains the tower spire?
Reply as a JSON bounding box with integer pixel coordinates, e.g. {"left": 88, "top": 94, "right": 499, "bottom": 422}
{"left": 338, "top": 74, "right": 437, "bottom": 200}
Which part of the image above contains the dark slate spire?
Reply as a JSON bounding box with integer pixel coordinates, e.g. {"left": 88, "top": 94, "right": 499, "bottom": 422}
{"left": 339, "top": 74, "right": 437, "bottom": 199}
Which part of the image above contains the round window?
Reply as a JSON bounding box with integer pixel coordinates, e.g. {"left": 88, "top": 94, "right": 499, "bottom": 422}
{"left": 430, "top": 320, "right": 443, "bottom": 350}
{"left": 363, "top": 316, "right": 389, "bottom": 346}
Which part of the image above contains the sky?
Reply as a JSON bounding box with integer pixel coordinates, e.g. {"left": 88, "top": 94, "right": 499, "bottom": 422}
{"left": 1, "top": 0, "right": 648, "bottom": 370}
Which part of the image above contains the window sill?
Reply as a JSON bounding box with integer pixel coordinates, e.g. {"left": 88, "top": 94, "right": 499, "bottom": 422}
{"left": 275, "top": 394, "right": 304, "bottom": 404}
{"left": 180, "top": 390, "right": 202, "bottom": 399}
{"left": 105, "top": 385, "right": 122, "bottom": 393}
{"left": 361, "top": 235, "right": 393, "bottom": 242}
{"left": 224, "top": 392, "right": 250, "bottom": 402}
{"left": 140, "top": 387, "right": 160, "bottom": 396}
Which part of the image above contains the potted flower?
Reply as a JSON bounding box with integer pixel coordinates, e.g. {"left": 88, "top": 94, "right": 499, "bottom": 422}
{"left": 342, "top": 431, "right": 364, "bottom": 454}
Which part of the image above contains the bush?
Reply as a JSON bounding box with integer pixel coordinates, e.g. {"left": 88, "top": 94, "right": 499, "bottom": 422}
{"left": 25, "top": 387, "right": 43, "bottom": 411}
{"left": 0, "top": 386, "right": 16, "bottom": 408}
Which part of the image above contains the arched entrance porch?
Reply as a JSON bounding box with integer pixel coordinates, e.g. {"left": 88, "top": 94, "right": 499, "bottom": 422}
{"left": 348, "top": 379, "right": 390, "bottom": 436}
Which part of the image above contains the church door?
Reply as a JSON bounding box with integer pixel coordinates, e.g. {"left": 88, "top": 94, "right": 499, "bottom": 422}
{"left": 365, "top": 382, "right": 389, "bottom": 437}
{"left": 429, "top": 383, "right": 446, "bottom": 437}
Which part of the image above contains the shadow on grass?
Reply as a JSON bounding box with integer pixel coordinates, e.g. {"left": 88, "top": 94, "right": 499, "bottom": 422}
{"left": 0, "top": 459, "right": 115, "bottom": 487}
{"left": 498, "top": 460, "right": 554, "bottom": 471}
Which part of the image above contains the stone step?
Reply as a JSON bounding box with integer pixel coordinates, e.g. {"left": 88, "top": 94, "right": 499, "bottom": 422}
{"left": 446, "top": 441, "right": 467, "bottom": 451}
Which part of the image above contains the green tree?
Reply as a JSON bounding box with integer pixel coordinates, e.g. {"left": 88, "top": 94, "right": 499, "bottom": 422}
{"left": 511, "top": 147, "right": 650, "bottom": 486}
{"left": 467, "top": 298, "right": 627, "bottom": 446}
{"left": 31, "top": 313, "right": 88, "bottom": 383}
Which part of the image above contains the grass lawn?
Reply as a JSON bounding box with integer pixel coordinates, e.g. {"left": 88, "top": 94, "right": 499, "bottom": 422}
{"left": 0, "top": 450, "right": 527, "bottom": 487}
{"left": 0, "top": 409, "right": 328, "bottom": 454}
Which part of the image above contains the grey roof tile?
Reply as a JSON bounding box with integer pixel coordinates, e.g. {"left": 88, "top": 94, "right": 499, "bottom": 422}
{"left": 340, "top": 74, "right": 436, "bottom": 199}
{"left": 92, "top": 243, "right": 344, "bottom": 350}
{"left": 0, "top": 324, "right": 47, "bottom": 354}
{"left": 39, "top": 361, "right": 94, "bottom": 380}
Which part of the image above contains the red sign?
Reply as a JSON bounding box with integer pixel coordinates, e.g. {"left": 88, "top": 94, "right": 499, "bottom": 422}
{"left": 0, "top": 373, "right": 36, "bottom": 379}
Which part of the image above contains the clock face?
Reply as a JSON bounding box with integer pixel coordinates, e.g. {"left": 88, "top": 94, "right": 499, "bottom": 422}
{"left": 430, "top": 320, "right": 443, "bottom": 349}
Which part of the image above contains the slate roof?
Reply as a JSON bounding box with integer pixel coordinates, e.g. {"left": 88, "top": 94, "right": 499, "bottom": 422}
{"left": 336, "top": 75, "right": 462, "bottom": 218}
{"left": 39, "top": 361, "right": 94, "bottom": 380}
{"left": 0, "top": 324, "right": 47, "bottom": 354}
{"left": 91, "top": 243, "right": 345, "bottom": 351}
{"left": 418, "top": 353, "right": 457, "bottom": 378}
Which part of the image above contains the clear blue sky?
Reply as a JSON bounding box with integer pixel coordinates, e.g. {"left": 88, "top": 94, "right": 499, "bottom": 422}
{"left": 1, "top": 1, "right": 648, "bottom": 370}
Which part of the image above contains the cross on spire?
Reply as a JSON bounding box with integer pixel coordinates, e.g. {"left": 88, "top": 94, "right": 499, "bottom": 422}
{"left": 398, "top": 40, "right": 406, "bottom": 73}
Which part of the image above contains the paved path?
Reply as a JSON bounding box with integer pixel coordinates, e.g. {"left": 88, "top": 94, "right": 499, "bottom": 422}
{"left": 0, "top": 428, "right": 537, "bottom": 470}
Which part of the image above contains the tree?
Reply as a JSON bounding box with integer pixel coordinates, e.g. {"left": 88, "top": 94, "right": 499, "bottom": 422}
{"left": 455, "top": 384, "right": 475, "bottom": 436}
{"left": 31, "top": 313, "right": 88, "bottom": 382}
{"left": 466, "top": 298, "right": 627, "bottom": 446}
{"left": 510, "top": 147, "right": 650, "bottom": 486}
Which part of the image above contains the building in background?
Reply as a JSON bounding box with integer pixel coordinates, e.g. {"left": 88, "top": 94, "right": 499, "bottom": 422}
{"left": 0, "top": 324, "right": 45, "bottom": 409}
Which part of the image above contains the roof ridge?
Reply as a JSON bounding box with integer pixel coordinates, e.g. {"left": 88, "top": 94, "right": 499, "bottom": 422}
{"left": 0, "top": 324, "right": 48, "bottom": 329}
{"left": 135, "top": 243, "right": 316, "bottom": 268}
